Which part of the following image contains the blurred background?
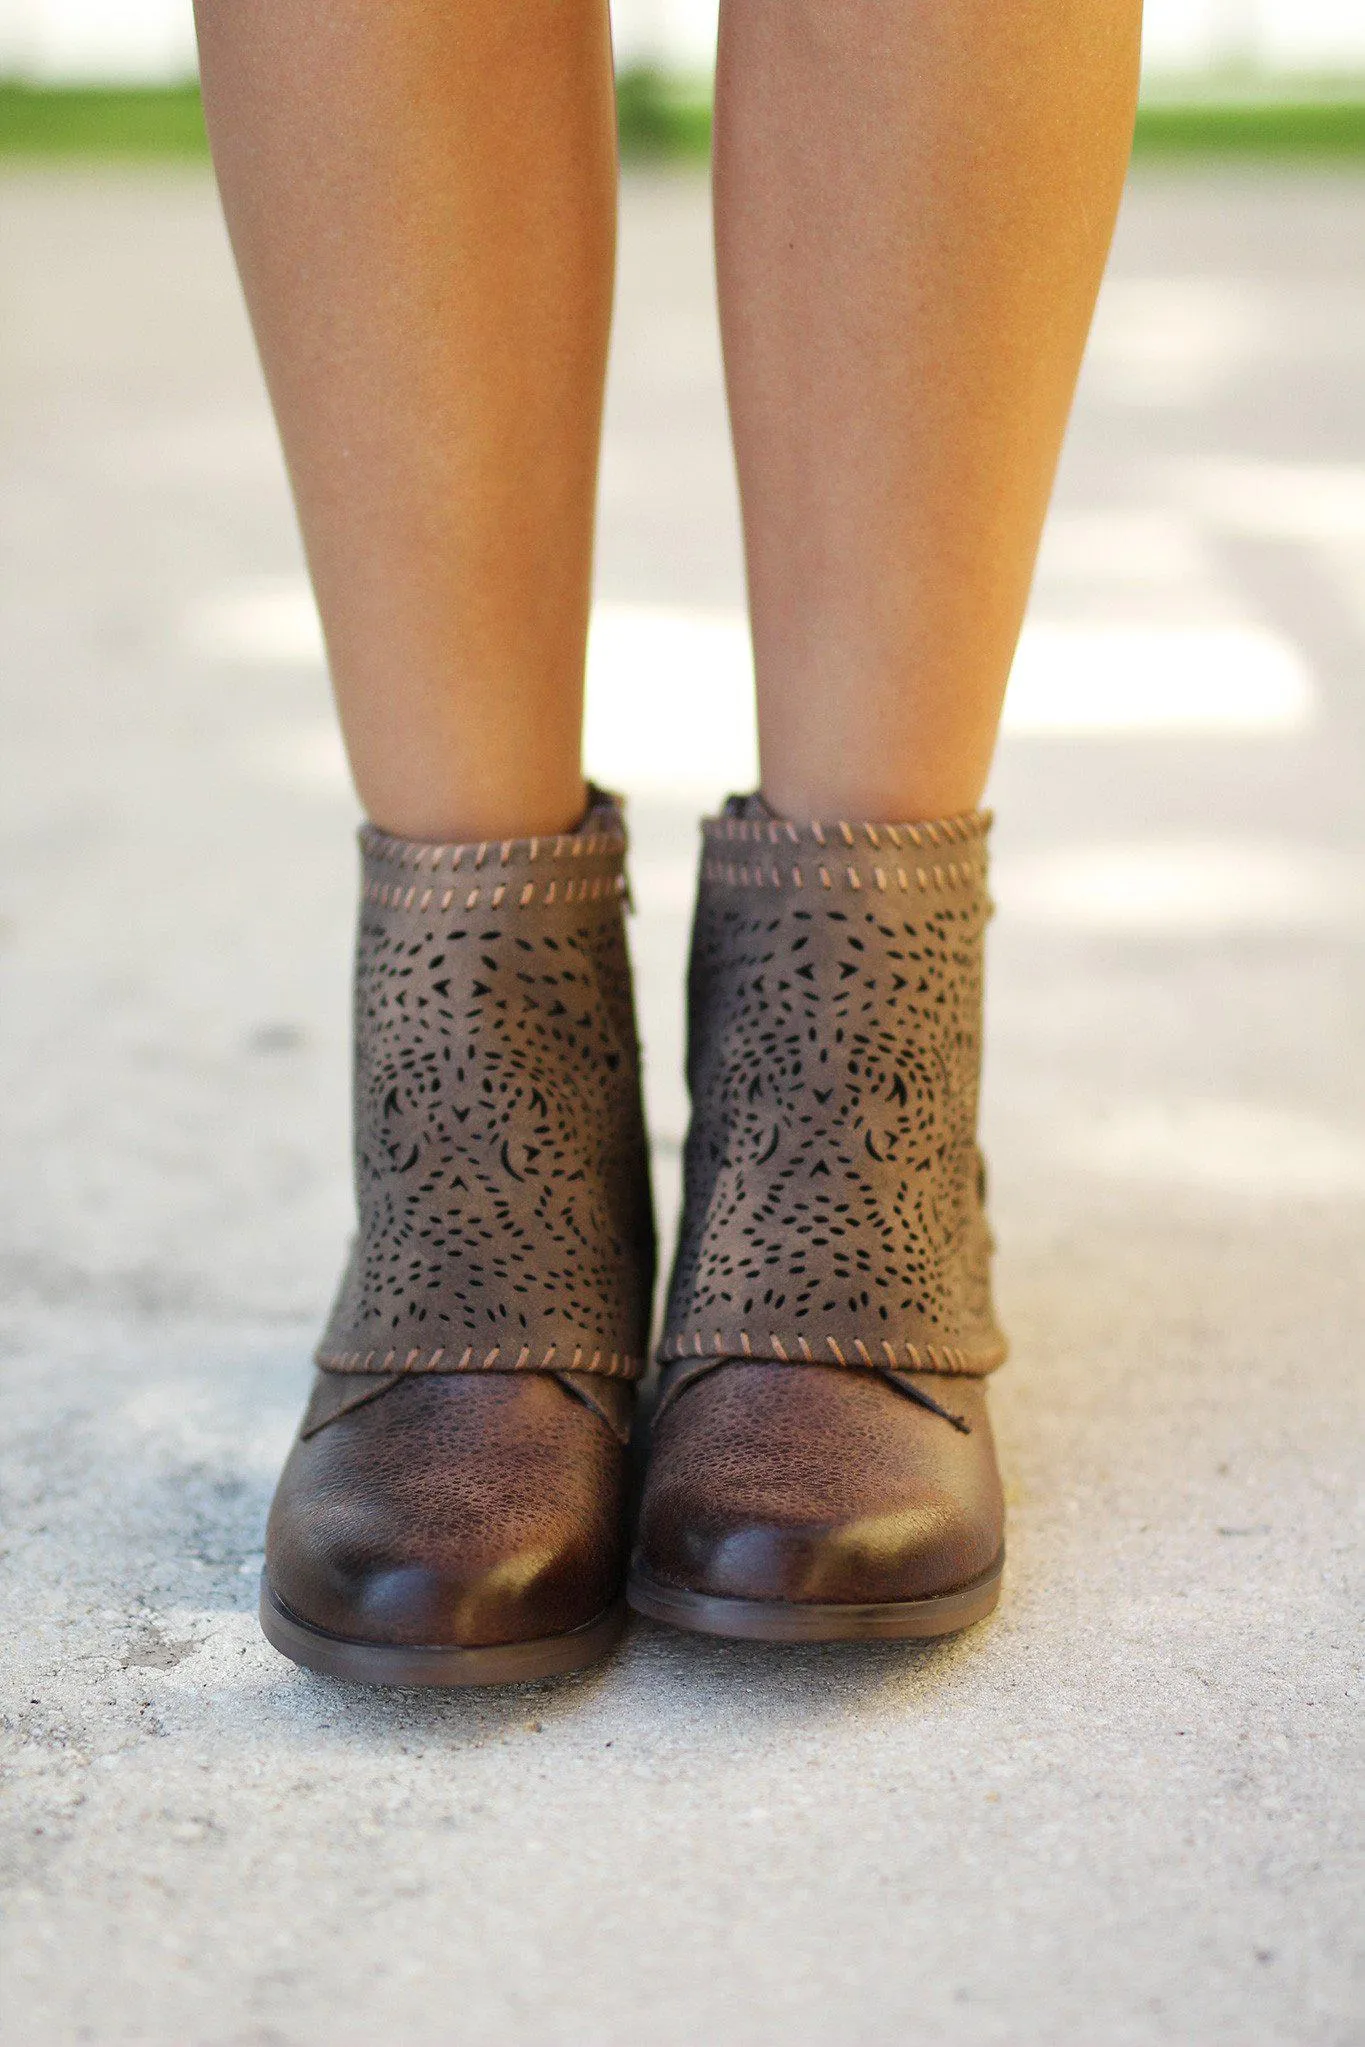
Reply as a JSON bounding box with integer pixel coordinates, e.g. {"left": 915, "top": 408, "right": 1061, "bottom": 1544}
{"left": 1, "top": 8, "right": 1361, "bottom": 2046}
{"left": 2, "top": 0, "right": 1365, "bottom": 82}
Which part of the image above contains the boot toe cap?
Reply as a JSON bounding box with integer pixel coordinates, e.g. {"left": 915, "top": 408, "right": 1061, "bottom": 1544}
{"left": 635, "top": 1363, "right": 1002, "bottom": 1606}
{"left": 266, "top": 1373, "right": 626, "bottom": 1648}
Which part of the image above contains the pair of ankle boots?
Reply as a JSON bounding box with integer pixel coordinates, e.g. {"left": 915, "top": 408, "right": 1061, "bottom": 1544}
{"left": 260, "top": 790, "right": 1007, "bottom": 1684}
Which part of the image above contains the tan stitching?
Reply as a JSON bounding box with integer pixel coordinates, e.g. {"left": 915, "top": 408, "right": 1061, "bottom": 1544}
{"left": 699, "top": 813, "right": 990, "bottom": 896}
{"left": 320, "top": 1342, "right": 645, "bottom": 1379}
{"left": 362, "top": 821, "right": 626, "bottom": 876}
{"left": 656, "top": 1329, "right": 1005, "bottom": 1376}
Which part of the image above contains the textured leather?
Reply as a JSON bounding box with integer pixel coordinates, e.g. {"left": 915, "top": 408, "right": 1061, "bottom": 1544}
{"left": 319, "top": 791, "right": 653, "bottom": 1379}
{"left": 636, "top": 1364, "right": 1003, "bottom": 1604}
{"left": 268, "top": 1372, "right": 626, "bottom": 1647}
{"left": 265, "top": 792, "right": 653, "bottom": 1651}
{"left": 636, "top": 798, "right": 1006, "bottom": 1609}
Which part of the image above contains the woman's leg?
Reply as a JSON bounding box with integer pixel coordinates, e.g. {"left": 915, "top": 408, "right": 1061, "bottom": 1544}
{"left": 713, "top": 0, "right": 1141, "bottom": 820}
{"left": 194, "top": 0, "right": 617, "bottom": 840}
{"left": 631, "top": 2, "right": 1141, "bottom": 1641}
{"left": 198, "top": 3, "right": 655, "bottom": 1685}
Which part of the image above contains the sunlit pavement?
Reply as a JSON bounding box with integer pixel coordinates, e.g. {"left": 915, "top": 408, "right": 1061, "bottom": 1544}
{"left": 1, "top": 165, "right": 1360, "bottom": 2044}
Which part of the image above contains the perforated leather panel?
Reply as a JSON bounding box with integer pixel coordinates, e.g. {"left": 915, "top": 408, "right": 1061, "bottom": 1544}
{"left": 318, "top": 799, "right": 654, "bottom": 1380}
{"left": 659, "top": 803, "right": 1005, "bottom": 1377}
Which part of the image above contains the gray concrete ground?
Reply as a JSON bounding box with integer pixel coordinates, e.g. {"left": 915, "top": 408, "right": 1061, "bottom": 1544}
{"left": 0, "top": 165, "right": 1362, "bottom": 2045}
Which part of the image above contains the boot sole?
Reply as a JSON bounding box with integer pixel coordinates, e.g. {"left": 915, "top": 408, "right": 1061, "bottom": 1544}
{"left": 259, "top": 1575, "right": 626, "bottom": 1686}
{"left": 626, "top": 1552, "right": 1003, "bottom": 1643}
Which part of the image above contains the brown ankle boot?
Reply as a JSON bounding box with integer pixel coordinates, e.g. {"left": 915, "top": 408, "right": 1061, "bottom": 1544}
{"left": 630, "top": 798, "right": 1006, "bottom": 1641}
{"left": 261, "top": 792, "right": 654, "bottom": 1684}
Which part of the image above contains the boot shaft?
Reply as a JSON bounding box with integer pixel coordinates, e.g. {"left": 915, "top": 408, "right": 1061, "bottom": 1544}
{"left": 320, "top": 793, "right": 655, "bottom": 1380}
{"left": 662, "top": 799, "right": 1004, "bottom": 1378}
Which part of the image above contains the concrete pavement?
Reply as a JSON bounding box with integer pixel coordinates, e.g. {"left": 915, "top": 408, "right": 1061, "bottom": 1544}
{"left": 0, "top": 165, "right": 1361, "bottom": 2044}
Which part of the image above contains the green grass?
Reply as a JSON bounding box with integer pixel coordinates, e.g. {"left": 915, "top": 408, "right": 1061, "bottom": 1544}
{"left": 2, "top": 74, "right": 1364, "bottom": 163}
{"left": 0, "top": 81, "right": 209, "bottom": 155}
{"left": 615, "top": 68, "right": 712, "bottom": 160}
{"left": 1133, "top": 96, "right": 1365, "bottom": 155}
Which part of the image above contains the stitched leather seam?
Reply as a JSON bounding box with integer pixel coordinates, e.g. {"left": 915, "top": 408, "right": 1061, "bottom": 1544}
{"left": 657, "top": 1330, "right": 1006, "bottom": 1375}
{"left": 708, "top": 808, "right": 991, "bottom": 850}
{"left": 362, "top": 825, "right": 627, "bottom": 872}
{"left": 362, "top": 872, "right": 628, "bottom": 912}
{"left": 317, "top": 1343, "right": 645, "bottom": 1380}
{"left": 700, "top": 855, "right": 987, "bottom": 893}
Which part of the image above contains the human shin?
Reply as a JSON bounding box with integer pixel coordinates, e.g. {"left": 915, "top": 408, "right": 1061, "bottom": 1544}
{"left": 630, "top": 796, "right": 1006, "bottom": 1641}
{"left": 261, "top": 790, "right": 654, "bottom": 1685}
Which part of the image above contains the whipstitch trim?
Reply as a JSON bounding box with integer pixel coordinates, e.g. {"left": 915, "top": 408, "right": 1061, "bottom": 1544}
{"left": 701, "top": 854, "right": 986, "bottom": 895}
{"left": 361, "top": 821, "right": 627, "bottom": 874}
{"left": 658, "top": 1329, "right": 1005, "bottom": 1376}
{"left": 711, "top": 808, "right": 991, "bottom": 850}
{"left": 702, "top": 807, "right": 990, "bottom": 896}
{"left": 362, "top": 871, "right": 628, "bottom": 912}
{"left": 318, "top": 1341, "right": 644, "bottom": 1381}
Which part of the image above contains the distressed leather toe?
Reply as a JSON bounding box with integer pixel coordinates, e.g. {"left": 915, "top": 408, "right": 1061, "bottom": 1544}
{"left": 635, "top": 1364, "right": 1002, "bottom": 1606}
{"left": 267, "top": 1372, "right": 628, "bottom": 1648}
